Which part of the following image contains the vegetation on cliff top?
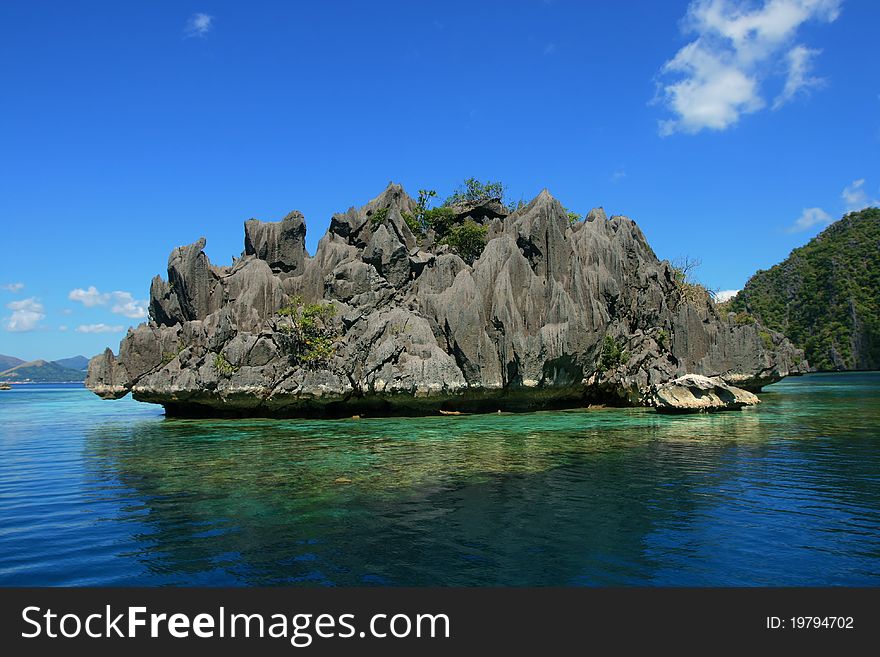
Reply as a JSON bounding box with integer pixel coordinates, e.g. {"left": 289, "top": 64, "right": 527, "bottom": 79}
{"left": 444, "top": 177, "right": 506, "bottom": 207}
{"left": 669, "top": 256, "right": 713, "bottom": 306}
{"left": 399, "top": 179, "right": 502, "bottom": 263}
{"left": 728, "top": 207, "right": 880, "bottom": 370}
{"left": 440, "top": 219, "right": 488, "bottom": 264}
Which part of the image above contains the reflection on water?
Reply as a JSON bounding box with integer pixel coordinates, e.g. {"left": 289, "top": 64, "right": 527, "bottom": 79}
{"left": 1, "top": 373, "right": 879, "bottom": 585}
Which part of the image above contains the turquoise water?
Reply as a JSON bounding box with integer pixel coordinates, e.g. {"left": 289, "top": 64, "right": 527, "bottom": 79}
{"left": 1, "top": 373, "right": 879, "bottom": 586}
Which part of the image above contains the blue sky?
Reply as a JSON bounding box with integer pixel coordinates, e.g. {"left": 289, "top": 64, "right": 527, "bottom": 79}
{"left": 1, "top": 0, "right": 878, "bottom": 361}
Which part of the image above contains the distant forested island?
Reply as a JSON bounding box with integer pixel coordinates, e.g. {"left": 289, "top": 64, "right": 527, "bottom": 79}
{"left": 0, "top": 355, "right": 88, "bottom": 383}
{"left": 727, "top": 207, "right": 879, "bottom": 371}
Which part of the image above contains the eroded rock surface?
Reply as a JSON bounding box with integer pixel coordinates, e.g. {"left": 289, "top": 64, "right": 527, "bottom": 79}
{"left": 87, "top": 183, "right": 806, "bottom": 416}
{"left": 651, "top": 374, "right": 760, "bottom": 413}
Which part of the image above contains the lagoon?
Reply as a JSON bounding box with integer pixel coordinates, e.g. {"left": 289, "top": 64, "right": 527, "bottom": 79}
{"left": 1, "top": 373, "right": 878, "bottom": 586}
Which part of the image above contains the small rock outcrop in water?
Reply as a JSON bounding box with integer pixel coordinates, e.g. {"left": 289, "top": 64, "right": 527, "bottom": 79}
{"left": 652, "top": 374, "right": 759, "bottom": 413}
{"left": 87, "top": 183, "right": 806, "bottom": 417}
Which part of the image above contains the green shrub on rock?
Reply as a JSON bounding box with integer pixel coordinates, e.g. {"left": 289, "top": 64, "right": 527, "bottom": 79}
{"left": 598, "top": 335, "right": 629, "bottom": 371}
{"left": 276, "top": 297, "right": 340, "bottom": 368}
{"left": 444, "top": 177, "right": 506, "bottom": 206}
{"left": 369, "top": 207, "right": 389, "bottom": 227}
{"left": 656, "top": 329, "right": 669, "bottom": 350}
{"left": 402, "top": 189, "right": 458, "bottom": 238}
{"left": 441, "top": 219, "right": 488, "bottom": 264}
{"left": 732, "top": 311, "right": 757, "bottom": 326}
{"left": 213, "top": 353, "right": 238, "bottom": 377}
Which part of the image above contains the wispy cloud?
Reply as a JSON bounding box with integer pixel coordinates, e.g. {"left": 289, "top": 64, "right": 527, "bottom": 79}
{"left": 787, "top": 207, "right": 832, "bottom": 232}
{"left": 773, "top": 45, "right": 824, "bottom": 109}
{"left": 68, "top": 287, "right": 147, "bottom": 319}
{"left": 543, "top": 43, "right": 556, "bottom": 56}
{"left": 842, "top": 178, "right": 880, "bottom": 211}
{"left": 714, "top": 289, "right": 740, "bottom": 302}
{"left": 185, "top": 12, "right": 213, "bottom": 38}
{"left": 610, "top": 168, "right": 627, "bottom": 182}
{"left": 76, "top": 323, "right": 125, "bottom": 334}
{"left": 5, "top": 297, "right": 45, "bottom": 332}
{"left": 656, "top": 0, "right": 840, "bottom": 136}
{"left": 0, "top": 282, "right": 24, "bottom": 293}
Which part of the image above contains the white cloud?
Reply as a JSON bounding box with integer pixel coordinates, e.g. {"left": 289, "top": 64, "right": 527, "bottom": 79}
{"left": 69, "top": 286, "right": 108, "bottom": 307}
{"left": 773, "top": 45, "right": 823, "bottom": 109}
{"left": 59, "top": 325, "right": 68, "bottom": 332}
{"left": 659, "top": 42, "right": 763, "bottom": 135}
{"left": 715, "top": 289, "right": 740, "bottom": 302}
{"left": 611, "top": 168, "right": 627, "bottom": 182}
{"left": 784, "top": 178, "right": 878, "bottom": 233}
{"left": 788, "top": 206, "right": 832, "bottom": 232}
{"left": 657, "top": 0, "right": 840, "bottom": 135}
{"left": 76, "top": 324, "right": 125, "bottom": 334}
{"left": 5, "top": 297, "right": 45, "bottom": 332}
{"left": 543, "top": 43, "right": 556, "bottom": 56}
{"left": 109, "top": 291, "right": 148, "bottom": 319}
{"left": 68, "top": 287, "right": 147, "bottom": 319}
{"left": 841, "top": 178, "right": 880, "bottom": 211}
{"left": 0, "top": 282, "right": 24, "bottom": 293}
{"left": 185, "top": 13, "right": 213, "bottom": 38}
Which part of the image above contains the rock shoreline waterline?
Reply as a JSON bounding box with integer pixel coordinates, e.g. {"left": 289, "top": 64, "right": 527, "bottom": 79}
{"left": 87, "top": 183, "right": 806, "bottom": 416}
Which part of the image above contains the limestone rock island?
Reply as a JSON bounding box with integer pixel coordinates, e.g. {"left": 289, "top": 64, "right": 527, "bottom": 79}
{"left": 87, "top": 183, "right": 805, "bottom": 416}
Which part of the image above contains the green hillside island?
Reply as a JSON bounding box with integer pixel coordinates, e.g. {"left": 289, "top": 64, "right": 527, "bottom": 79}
{"left": 53, "top": 355, "right": 89, "bottom": 370}
{"left": 728, "top": 207, "right": 880, "bottom": 371}
{"left": 0, "top": 359, "right": 87, "bottom": 384}
{"left": 0, "top": 354, "right": 24, "bottom": 371}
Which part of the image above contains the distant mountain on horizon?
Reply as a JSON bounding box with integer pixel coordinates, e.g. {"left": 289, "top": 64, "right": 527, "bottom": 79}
{"left": 0, "top": 354, "right": 25, "bottom": 371}
{"left": 0, "top": 355, "right": 89, "bottom": 383}
{"left": 52, "top": 355, "right": 89, "bottom": 371}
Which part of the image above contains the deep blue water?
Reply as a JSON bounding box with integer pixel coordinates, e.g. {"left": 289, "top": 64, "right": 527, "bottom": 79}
{"left": 1, "top": 373, "right": 879, "bottom": 586}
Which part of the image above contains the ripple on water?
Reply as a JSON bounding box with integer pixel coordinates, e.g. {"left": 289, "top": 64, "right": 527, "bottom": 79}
{"left": 0, "top": 374, "right": 879, "bottom": 585}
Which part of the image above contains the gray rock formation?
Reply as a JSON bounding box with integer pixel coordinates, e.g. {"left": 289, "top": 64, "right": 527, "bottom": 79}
{"left": 244, "top": 210, "right": 307, "bottom": 274}
{"left": 651, "top": 374, "right": 760, "bottom": 413}
{"left": 87, "top": 183, "right": 806, "bottom": 417}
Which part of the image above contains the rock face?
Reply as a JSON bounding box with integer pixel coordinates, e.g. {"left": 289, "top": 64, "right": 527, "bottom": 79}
{"left": 87, "top": 183, "right": 806, "bottom": 417}
{"left": 651, "top": 374, "right": 760, "bottom": 413}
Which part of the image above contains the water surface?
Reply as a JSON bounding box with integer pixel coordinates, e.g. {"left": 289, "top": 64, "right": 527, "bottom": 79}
{"left": 1, "top": 373, "right": 878, "bottom": 586}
